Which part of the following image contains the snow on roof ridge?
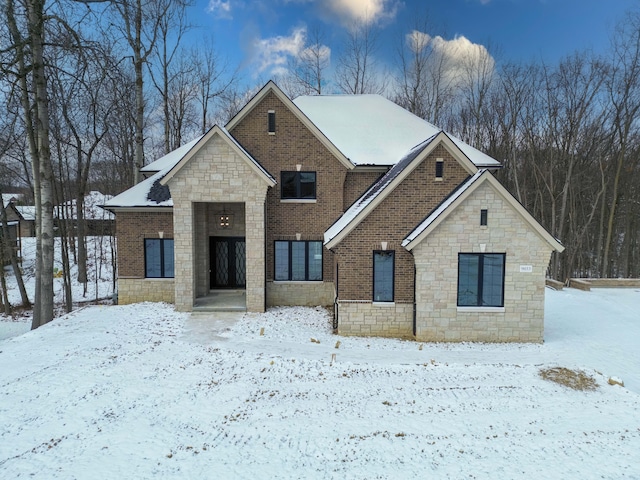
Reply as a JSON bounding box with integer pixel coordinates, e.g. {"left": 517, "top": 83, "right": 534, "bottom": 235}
{"left": 294, "top": 94, "right": 499, "bottom": 168}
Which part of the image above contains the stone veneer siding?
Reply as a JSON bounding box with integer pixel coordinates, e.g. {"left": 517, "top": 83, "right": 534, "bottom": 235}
{"left": 118, "top": 278, "right": 175, "bottom": 304}
{"left": 168, "top": 134, "right": 269, "bottom": 312}
{"left": 412, "top": 181, "right": 553, "bottom": 343}
{"left": 266, "top": 281, "right": 334, "bottom": 307}
{"left": 115, "top": 211, "right": 174, "bottom": 304}
{"left": 337, "top": 302, "right": 413, "bottom": 338}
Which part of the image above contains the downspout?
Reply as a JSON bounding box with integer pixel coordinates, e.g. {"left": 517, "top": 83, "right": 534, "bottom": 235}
{"left": 413, "top": 264, "right": 417, "bottom": 337}
{"left": 333, "top": 260, "right": 339, "bottom": 331}
{"left": 264, "top": 201, "right": 267, "bottom": 313}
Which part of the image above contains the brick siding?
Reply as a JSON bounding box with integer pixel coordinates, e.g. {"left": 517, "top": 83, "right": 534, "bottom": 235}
{"left": 230, "top": 91, "right": 348, "bottom": 286}
{"left": 334, "top": 145, "right": 470, "bottom": 303}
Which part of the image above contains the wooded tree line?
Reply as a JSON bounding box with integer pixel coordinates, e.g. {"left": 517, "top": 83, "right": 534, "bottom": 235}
{"left": 0, "top": 1, "right": 638, "bottom": 326}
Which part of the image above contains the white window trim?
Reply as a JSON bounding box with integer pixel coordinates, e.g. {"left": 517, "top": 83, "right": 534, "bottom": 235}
{"left": 372, "top": 302, "right": 396, "bottom": 307}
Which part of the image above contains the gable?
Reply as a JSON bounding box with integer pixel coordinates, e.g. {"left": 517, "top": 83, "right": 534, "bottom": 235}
{"left": 160, "top": 125, "right": 275, "bottom": 188}
{"left": 324, "top": 132, "right": 478, "bottom": 249}
{"left": 226, "top": 81, "right": 353, "bottom": 170}
{"left": 403, "top": 171, "right": 564, "bottom": 253}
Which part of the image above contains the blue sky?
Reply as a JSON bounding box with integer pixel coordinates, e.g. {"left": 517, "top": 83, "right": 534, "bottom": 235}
{"left": 192, "top": 0, "right": 637, "bottom": 81}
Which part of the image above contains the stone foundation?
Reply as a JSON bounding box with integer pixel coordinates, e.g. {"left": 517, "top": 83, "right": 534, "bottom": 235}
{"left": 117, "top": 278, "right": 175, "bottom": 304}
{"left": 267, "top": 281, "right": 334, "bottom": 307}
{"left": 337, "top": 301, "right": 413, "bottom": 338}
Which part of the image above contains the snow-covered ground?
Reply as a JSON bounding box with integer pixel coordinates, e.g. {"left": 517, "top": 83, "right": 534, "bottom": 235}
{"left": 1, "top": 239, "right": 639, "bottom": 478}
{"left": 0, "top": 236, "right": 114, "bottom": 340}
{"left": 0, "top": 289, "right": 639, "bottom": 478}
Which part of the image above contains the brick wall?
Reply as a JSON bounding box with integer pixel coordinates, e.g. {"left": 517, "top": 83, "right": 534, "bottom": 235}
{"left": 230, "top": 91, "right": 347, "bottom": 286}
{"left": 412, "top": 181, "right": 553, "bottom": 343}
{"left": 343, "top": 170, "right": 384, "bottom": 209}
{"left": 116, "top": 211, "right": 173, "bottom": 278}
{"left": 334, "top": 144, "right": 470, "bottom": 303}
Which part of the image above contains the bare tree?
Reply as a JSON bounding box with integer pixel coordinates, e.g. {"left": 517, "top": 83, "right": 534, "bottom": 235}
{"left": 288, "top": 25, "right": 330, "bottom": 96}
{"left": 601, "top": 11, "right": 640, "bottom": 277}
{"left": 148, "top": 0, "right": 193, "bottom": 153}
{"left": 192, "top": 39, "right": 237, "bottom": 134}
{"left": 335, "top": 18, "right": 386, "bottom": 95}
{"left": 3, "top": 0, "right": 56, "bottom": 327}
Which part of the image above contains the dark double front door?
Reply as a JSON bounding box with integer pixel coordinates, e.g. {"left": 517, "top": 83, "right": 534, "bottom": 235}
{"left": 210, "top": 237, "right": 246, "bottom": 289}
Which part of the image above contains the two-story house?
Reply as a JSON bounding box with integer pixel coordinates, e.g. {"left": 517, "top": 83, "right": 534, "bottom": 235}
{"left": 104, "top": 81, "right": 564, "bottom": 343}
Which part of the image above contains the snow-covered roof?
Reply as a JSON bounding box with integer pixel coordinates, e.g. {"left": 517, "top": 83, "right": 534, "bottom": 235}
{"left": 104, "top": 170, "right": 172, "bottom": 209}
{"left": 294, "top": 94, "right": 500, "bottom": 168}
{"left": 57, "top": 192, "right": 115, "bottom": 220}
{"left": 15, "top": 206, "right": 36, "bottom": 221}
{"left": 141, "top": 135, "right": 204, "bottom": 173}
{"left": 105, "top": 126, "right": 275, "bottom": 210}
{"left": 2, "top": 193, "right": 21, "bottom": 206}
{"left": 324, "top": 137, "right": 435, "bottom": 246}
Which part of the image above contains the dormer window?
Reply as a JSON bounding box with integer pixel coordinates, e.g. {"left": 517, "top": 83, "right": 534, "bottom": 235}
{"left": 435, "top": 158, "right": 444, "bottom": 180}
{"left": 268, "top": 110, "right": 276, "bottom": 134}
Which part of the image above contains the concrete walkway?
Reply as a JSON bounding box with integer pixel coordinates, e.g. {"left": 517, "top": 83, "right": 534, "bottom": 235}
{"left": 181, "top": 311, "right": 245, "bottom": 344}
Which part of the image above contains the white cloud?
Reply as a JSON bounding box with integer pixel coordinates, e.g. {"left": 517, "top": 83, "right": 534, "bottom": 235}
{"left": 319, "top": 0, "right": 400, "bottom": 26}
{"left": 251, "top": 26, "right": 308, "bottom": 75}
{"left": 406, "top": 30, "right": 495, "bottom": 86}
{"left": 207, "top": 0, "right": 234, "bottom": 19}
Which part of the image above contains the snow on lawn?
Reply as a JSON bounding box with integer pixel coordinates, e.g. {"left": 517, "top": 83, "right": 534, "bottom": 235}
{"left": 1, "top": 290, "right": 640, "bottom": 479}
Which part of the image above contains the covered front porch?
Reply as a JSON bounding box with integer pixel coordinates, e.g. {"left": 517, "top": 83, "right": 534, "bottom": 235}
{"left": 193, "top": 289, "right": 246, "bottom": 312}
{"left": 162, "top": 127, "right": 274, "bottom": 314}
{"left": 193, "top": 201, "right": 248, "bottom": 311}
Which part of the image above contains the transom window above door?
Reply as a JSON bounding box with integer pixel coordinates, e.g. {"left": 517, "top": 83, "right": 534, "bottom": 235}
{"left": 281, "top": 171, "right": 316, "bottom": 200}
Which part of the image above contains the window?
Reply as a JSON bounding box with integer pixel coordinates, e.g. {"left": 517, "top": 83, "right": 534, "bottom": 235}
{"left": 435, "top": 159, "right": 444, "bottom": 179}
{"left": 145, "top": 239, "right": 174, "bottom": 278}
{"left": 457, "top": 253, "right": 505, "bottom": 307}
{"left": 268, "top": 110, "right": 276, "bottom": 134}
{"left": 480, "top": 209, "right": 488, "bottom": 226}
{"left": 275, "top": 241, "right": 322, "bottom": 281}
{"left": 373, "top": 251, "right": 394, "bottom": 302}
{"left": 281, "top": 171, "right": 316, "bottom": 199}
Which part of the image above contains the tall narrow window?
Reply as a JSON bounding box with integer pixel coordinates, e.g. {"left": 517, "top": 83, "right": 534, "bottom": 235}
{"left": 457, "top": 253, "right": 505, "bottom": 307}
{"left": 145, "top": 239, "right": 174, "bottom": 278}
{"left": 268, "top": 110, "right": 276, "bottom": 134}
{"left": 274, "top": 241, "right": 322, "bottom": 281}
{"left": 281, "top": 171, "right": 316, "bottom": 199}
{"left": 373, "top": 251, "right": 394, "bottom": 302}
{"left": 480, "top": 209, "right": 488, "bottom": 226}
{"left": 435, "top": 159, "right": 444, "bottom": 179}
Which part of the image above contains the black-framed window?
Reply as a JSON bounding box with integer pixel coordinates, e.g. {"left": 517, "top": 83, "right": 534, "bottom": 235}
{"left": 435, "top": 159, "right": 444, "bottom": 178}
{"left": 480, "top": 209, "right": 488, "bottom": 226}
{"left": 145, "top": 238, "right": 174, "bottom": 278}
{"left": 281, "top": 171, "right": 316, "bottom": 199}
{"left": 274, "top": 240, "right": 322, "bottom": 281}
{"left": 457, "top": 253, "right": 505, "bottom": 307}
{"left": 268, "top": 110, "right": 276, "bottom": 133}
{"left": 373, "top": 250, "right": 394, "bottom": 302}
